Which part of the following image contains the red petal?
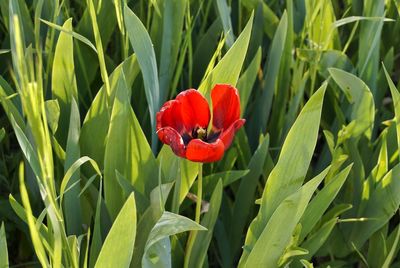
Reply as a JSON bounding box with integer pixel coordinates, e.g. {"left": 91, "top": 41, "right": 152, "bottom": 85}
{"left": 157, "top": 127, "right": 186, "bottom": 157}
{"left": 176, "top": 89, "right": 210, "bottom": 131}
{"left": 219, "top": 119, "right": 245, "bottom": 149}
{"left": 186, "top": 139, "right": 225, "bottom": 163}
{"left": 156, "top": 100, "right": 184, "bottom": 133}
{"left": 211, "top": 84, "right": 241, "bottom": 130}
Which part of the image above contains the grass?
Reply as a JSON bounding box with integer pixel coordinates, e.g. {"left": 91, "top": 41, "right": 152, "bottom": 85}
{"left": 0, "top": 0, "right": 400, "bottom": 267}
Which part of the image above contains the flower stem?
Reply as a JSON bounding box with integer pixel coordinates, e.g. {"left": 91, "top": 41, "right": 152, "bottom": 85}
{"left": 195, "top": 163, "right": 202, "bottom": 223}
{"left": 184, "top": 163, "right": 203, "bottom": 268}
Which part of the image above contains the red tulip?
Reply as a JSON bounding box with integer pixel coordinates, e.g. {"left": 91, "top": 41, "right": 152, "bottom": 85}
{"left": 156, "top": 84, "right": 245, "bottom": 163}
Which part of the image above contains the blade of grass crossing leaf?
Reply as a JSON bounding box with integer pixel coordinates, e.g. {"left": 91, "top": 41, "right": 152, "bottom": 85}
{"left": 40, "top": 19, "right": 97, "bottom": 53}
{"left": 95, "top": 193, "right": 137, "bottom": 268}
{"left": 60, "top": 156, "right": 101, "bottom": 205}
{"left": 0, "top": 223, "right": 8, "bottom": 268}
{"left": 124, "top": 4, "right": 160, "bottom": 150}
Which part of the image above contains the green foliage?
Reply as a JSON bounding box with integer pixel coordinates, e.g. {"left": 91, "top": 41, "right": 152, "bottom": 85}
{"left": 0, "top": 0, "right": 400, "bottom": 267}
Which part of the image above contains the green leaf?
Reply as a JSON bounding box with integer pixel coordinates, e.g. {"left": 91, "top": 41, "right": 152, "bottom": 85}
{"left": 60, "top": 156, "right": 101, "bottom": 205}
{"left": 246, "top": 11, "right": 287, "bottom": 145}
{"left": 52, "top": 18, "right": 78, "bottom": 147}
{"left": 349, "top": 163, "right": 400, "bottom": 251}
{"left": 95, "top": 193, "right": 137, "bottom": 268}
{"left": 383, "top": 64, "right": 400, "bottom": 161}
{"left": 329, "top": 68, "right": 375, "bottom": 140}
{"left": 198, "top": 12, "right": 253, "bottom": 97}
{"left": 104, "top": 72, "right": 158, "bottom": 219}
{"left": 44, "top": 100, "right": 60, "bottom": 134}
{"left": 124, "top": 4, "right": 160, "bottom": 148}
{"left": 80, "top": 54, "right": 139, "bottom": 170}
{"left": 142, "top": 212, "right": 206, "bottom": 268}
{"left": 188, "top": 180, "right": 223, "bottom": 267}
{"left": 229, "top": 136, "right": 269, "bottom": 256}
{"left": 63, "top": 98, "right": 82, "bottom": 235}
{"left": 299, "top": 164, "right": 352, "bottom": 241}
{"left": 40, "top": 19, "right": 97, "bottom": 53}
{"left": 301, "top": 218, "right": 338, "bottom": 261}
{"left": 242, "top": 167, "right": 329, "bottom": 267}
{"left": 240, "top": 83, "right": 327, "bottom": 265}
{"left": 237, "top": 47, "right": 261, "bottom": 115}
{"left": 0, "top": 223, "right": 8, "bottom": 268}
{"left": 158, "top": 0, "right": 186, "bottom": 102}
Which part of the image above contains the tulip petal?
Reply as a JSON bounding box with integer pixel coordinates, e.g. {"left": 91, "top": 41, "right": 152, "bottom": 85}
{"left": 186, "top": 138, "right": 225, "bottom": 163}
{"left": 219, "top": 119, "right": 245, "bottom": 149}
{"left": 211, "top": 84, "right": 241, "bottom": 130}
{"left": 157, "top": 127, "right": 186, "bottom": 157}
{"left": 156, "top": 100, "right": 184, "bottom": 133}
{"left": 176, "top": 89, "right": 210, "bottom": 131}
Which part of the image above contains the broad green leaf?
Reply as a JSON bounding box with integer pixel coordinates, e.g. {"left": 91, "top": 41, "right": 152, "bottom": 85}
{"left": 242, "top": 167, "right": 329, "bottom": 267}
{"left": 80, "top": 54, "right": 139, "bottom": 170}
{"left": 188, "top": 180, "right": 223, "bottom": 267}
{"left": 52, "top": 18, "right": 78, "bottom": 147}
{"left": 95, "top": 193, "right": 137, "bottom": 268}
{"left": 0, "top": 223, "right": 8, "bottom": 268}
{"left": 240, "top": 83, "right": 327, "bottom": 264}
{"left": 124, "top": 4, "right": 160, "bottom": 148}
{"left": 63, "top": 98, "right": 82, "bottom": 235}
{"left": 299, "top": 164, "right": 352, "bottom": 241}
{"left": 198, "top": 12, "right": 253, "bottom": 97}
{"left": 104, "top": 72, "right": 158, "bottom": 219}
{"left": 329, "top": 68, "right": 375, "bottom": 140}
{"left": 0, "top": 128, "right": 5, "bottom": 143}
{"left": 142, "top": 212, "right": 206, "bottom": 268}
{"left": 300, "top": 218, "right": 337, "bottom": 261}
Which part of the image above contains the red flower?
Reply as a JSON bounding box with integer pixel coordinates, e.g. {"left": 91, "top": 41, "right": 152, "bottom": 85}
{"left": 156, "top": 84, "right": 245, "bottom": 163}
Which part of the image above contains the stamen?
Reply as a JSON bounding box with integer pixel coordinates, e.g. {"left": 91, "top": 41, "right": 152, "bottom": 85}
{"left": 196, "top": 127, "right": 207, "bottom": 140}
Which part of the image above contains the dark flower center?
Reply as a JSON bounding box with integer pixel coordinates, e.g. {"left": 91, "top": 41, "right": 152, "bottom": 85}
{"left": 195, "top": 127, "right": 207, "bottom": 140}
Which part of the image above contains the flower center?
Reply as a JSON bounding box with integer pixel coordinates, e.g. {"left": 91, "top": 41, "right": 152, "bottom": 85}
{"left": 195, "top": 127, "right": 207, "bottom": 140}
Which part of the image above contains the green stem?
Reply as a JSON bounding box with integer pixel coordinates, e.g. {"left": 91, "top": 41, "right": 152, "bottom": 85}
{"left": 195, "top": 163, "right": 203, "bottom": 223}
{"left": 184, "top": 163, "right": 203, "bottom": 268}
